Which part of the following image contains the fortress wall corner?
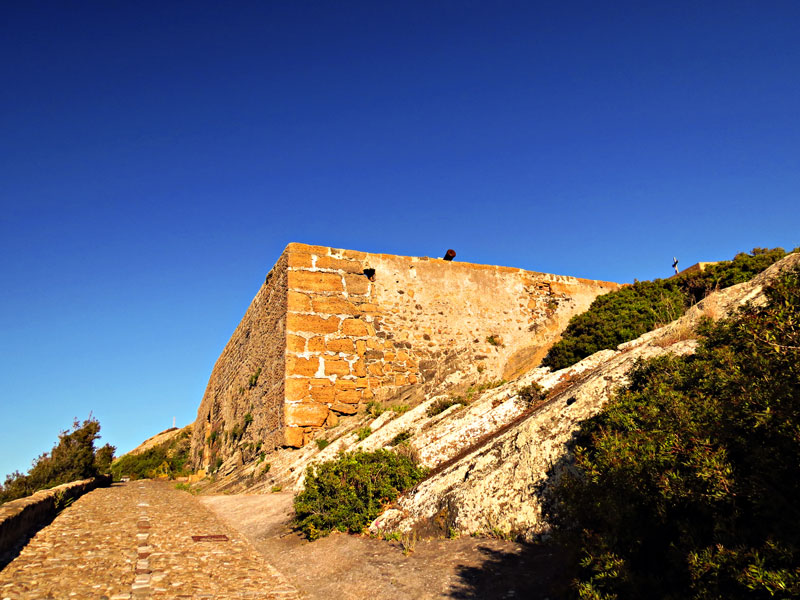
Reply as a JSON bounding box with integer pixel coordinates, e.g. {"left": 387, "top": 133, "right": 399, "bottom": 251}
{"left": 192, "top": 243, "right": 620, "bottom": 461}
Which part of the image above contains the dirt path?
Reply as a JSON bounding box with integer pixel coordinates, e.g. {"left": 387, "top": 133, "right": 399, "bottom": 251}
{"left": 201, "top": 493, "right": 569, "bottom": 600}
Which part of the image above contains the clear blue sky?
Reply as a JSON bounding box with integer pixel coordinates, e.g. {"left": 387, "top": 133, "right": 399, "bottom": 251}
{"left": 1, "top": 1, "right": 798, "bottom": 479}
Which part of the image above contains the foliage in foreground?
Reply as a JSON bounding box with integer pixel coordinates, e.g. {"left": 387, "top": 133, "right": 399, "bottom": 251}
{"left": 294, "top": 449, "right": 428, "bottom": 540}
{"left": 110, "top": 428, "right": 191, "bottom": 480}
{"left": 548, "top": 264, "right": 800, "bottom": 599}
{"left": 0, "top": 417, "right": 115, "bottom": 505}
{"left": 543, "top": 247, "right": 794, "bottom": 370}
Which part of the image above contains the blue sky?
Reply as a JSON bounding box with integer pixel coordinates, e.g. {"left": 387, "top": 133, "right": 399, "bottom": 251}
{"left": 1, "top": 1, "right": 799, "bottom": 479}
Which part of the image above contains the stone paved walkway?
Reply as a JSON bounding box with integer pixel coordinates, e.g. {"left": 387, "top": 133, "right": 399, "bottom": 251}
{"left": 0, "top": 481, "right": 301, "bottom": 600}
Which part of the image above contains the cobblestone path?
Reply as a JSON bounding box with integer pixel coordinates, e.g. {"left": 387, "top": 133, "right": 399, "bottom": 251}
{"left": 0, "top": 481, "right": 301, "bottom": 600}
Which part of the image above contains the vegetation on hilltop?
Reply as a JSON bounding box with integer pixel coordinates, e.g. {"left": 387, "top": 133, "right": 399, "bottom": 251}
{"left": 548, "top": 264, "right": 800, "bottom": 598}
{"left": 110, "top": 427, "right": 192, "bottom": 480}
{"left": 543, "top": 247, "right": 796, "bottom": 370}
{"left": 294, "top": 449, "right": 428, "bottom": 540}
{"left": 0, "top": 417, "right": 115, "bottom": 505}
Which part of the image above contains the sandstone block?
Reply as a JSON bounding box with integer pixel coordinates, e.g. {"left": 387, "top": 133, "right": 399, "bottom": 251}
{"left": 312, "top": 297, "right": 360, "bottom": 315}
{"left": 336, "top": 389, "right": 362, "bottom": 404}
{"left": 288, "top": 253, "right": 313, "bottom": 268}
{"left": 341, "top": 318, "right": 369, "bottom": 336}
{"left": 309, "top": 381, "right": 335, "bottom": 402}
{"left": 287, "top": 291, "right": 312, "bottom": 312}
{"left": 308, "top": 336, "right": 326, "bottom": 352}
{"left": 354, "top": 377, "right": 370, "bottom": 389}
{"left": 289, "top": 271, "right": 343, "bottom": 292}
{"left": 286, "top": 356, "right": 319, "bottom": 377}
{"left": 287, "top": 334, "right": 306, "bottom": 353}
{"left": 287, "top": 313, "right": 340, "bottom": 334}
{"left": 326, "top": 338, "right": 355, "bottom": 353}
{"left": 285, "top": 378, "right": 309, "bottom": 401}
{"left": 316, "top": 256, "right": 363, "bottom": 273}
{"left": 355, "top": 340, "right": 367, "bottom": 356}
{"left": 394, "top": 374, "right": 408, "bottom": 386}
{"left": 325, "top": 411, "right": 339, "bottom": 427}
{"left": 368, "top": 363, "right": 384, "bottom": 376}
{"left": 330, "top": 401, "right": 358, "bottom": 415}
{"left": 325, "top": 359, "right": 350, "bottom": 376}
{"left": 356, "top": 302, "right": 381, "bottom": 314}
{"left": 285, "top": 403, "right": 329, "bottom": 427}
{"left": 353, "top": 359, "right": 367, "bottom": 377}
{"left": 342, "top": 249, "right": 368, "bottom": 260}
{"left": 344, "top": 274, "right": 369, "bottom": 295}
{"left": 408, "top": 373, "right": 419, "bottom": 384}
{"left": 335, "top": 380, "right": 357, "bottom": 391}
{"left": 284, "top": 427, "right": 305, "bottom": 448}
{"left": 287, "top": 242, "right": 330, "bottom": 255}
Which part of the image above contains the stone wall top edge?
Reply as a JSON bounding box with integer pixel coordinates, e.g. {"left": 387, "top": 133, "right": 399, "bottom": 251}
{"left": 284, "top": 242, "right": 619, "bottom": 288}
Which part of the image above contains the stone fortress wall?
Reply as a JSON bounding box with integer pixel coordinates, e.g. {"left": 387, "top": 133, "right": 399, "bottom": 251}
{"left": 191, "top": 243, "right": 619, "bottom": 468}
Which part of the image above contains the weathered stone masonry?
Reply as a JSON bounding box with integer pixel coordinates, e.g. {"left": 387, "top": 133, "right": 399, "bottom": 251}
{"left": 191, "top": 243, "right": 619, "bottom": 465}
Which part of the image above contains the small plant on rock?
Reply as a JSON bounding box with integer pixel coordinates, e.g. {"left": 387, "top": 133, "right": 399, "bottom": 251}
{"left": 427, "top": 396, "right": 466, "bottom": 417}
{"left": 356, "top": 427, "right": 372, "bottom": 441}
{"left": 390, "top": 430, "right": 413, "bottom": 446}
{"left": 247, "top": 367, "right": 262, "bottom": 389}
{"left": 516, "top": 382, "right": 546, "bottom": 409}
{"left": 486, "top": 335, "right": 503, "bottom": 347}
{"left": 366, "top": 400, "right": 385, "bottom": 417}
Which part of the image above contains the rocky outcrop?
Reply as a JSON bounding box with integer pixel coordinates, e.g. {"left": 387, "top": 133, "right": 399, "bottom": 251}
{"left": 370, "top": 252, "right": 800, "bottom": 539}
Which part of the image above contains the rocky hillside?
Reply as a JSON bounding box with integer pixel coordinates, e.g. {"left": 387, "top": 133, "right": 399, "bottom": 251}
{"left": 191, "top": 252, "right": 799, "bottom": 542}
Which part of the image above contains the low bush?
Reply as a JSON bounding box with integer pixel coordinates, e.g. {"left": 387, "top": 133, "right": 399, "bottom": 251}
{"left": 1, "top": 417, "right": 115, "bottom": 505}
{"left": 356, "top": 427, "right": 372, "bottom": 441}
{"left": 548, "top": 264, "right": 800, "bottom": 598}
{"left": 365, "top": 400, "right": 385, "bottom": 417}
{"left": 294, "top": 449, "right": 428, "bottom": 539}
{"left": 543, "top": 247, "right": 795, "bottom": 371}
{"left": 427, "top": 396, "right": 466, "bottom": 417}
{"left": 516, "top": 382, "right": 546, "bottom": 408}
{"left": 110, "top": 428, "right": 191, "bottom": 481}
{"left": 390, "top": 430, "right": 413, "bottom": 446}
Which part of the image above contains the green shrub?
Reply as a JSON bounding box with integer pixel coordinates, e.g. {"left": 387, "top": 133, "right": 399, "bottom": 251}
{"left": 248, "top": 367, "right": 262, "bottom": 389}
{"left": 392, "top": 404, "right": 410, "bottom": 414}
{"left": 316, "top": 439, "right": 330, "bottom": 450}
{"left": 244, "top": 412, "right": 253, "bottom": 425}
{"left": 548, "top": 265, "right": 800, "bottom": 598}
{"left": 543, "top": 247, "right": 795, "bottom": 371}
{"left": 427, "top": 396, "right": 466, "bottom": 417}
{"left": 1, "top": 417, "right": 115, "bottom": 504}
{"left": 389, "top": 430, "right": 412, "bottom": 446}
{"left": 356, "top": 427, "right": 372, "bottom": 441}
{"left": 110, "top": 429, "right": 190, "bottom": 481}
{"left": 294, "top": 450, "right": 428, "bottom": 539}
{"left": 366, "top": 400, "right": 385, "bottom": 417}
{"left": 516, "top": 382, "right": 546, "bottom": 408}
